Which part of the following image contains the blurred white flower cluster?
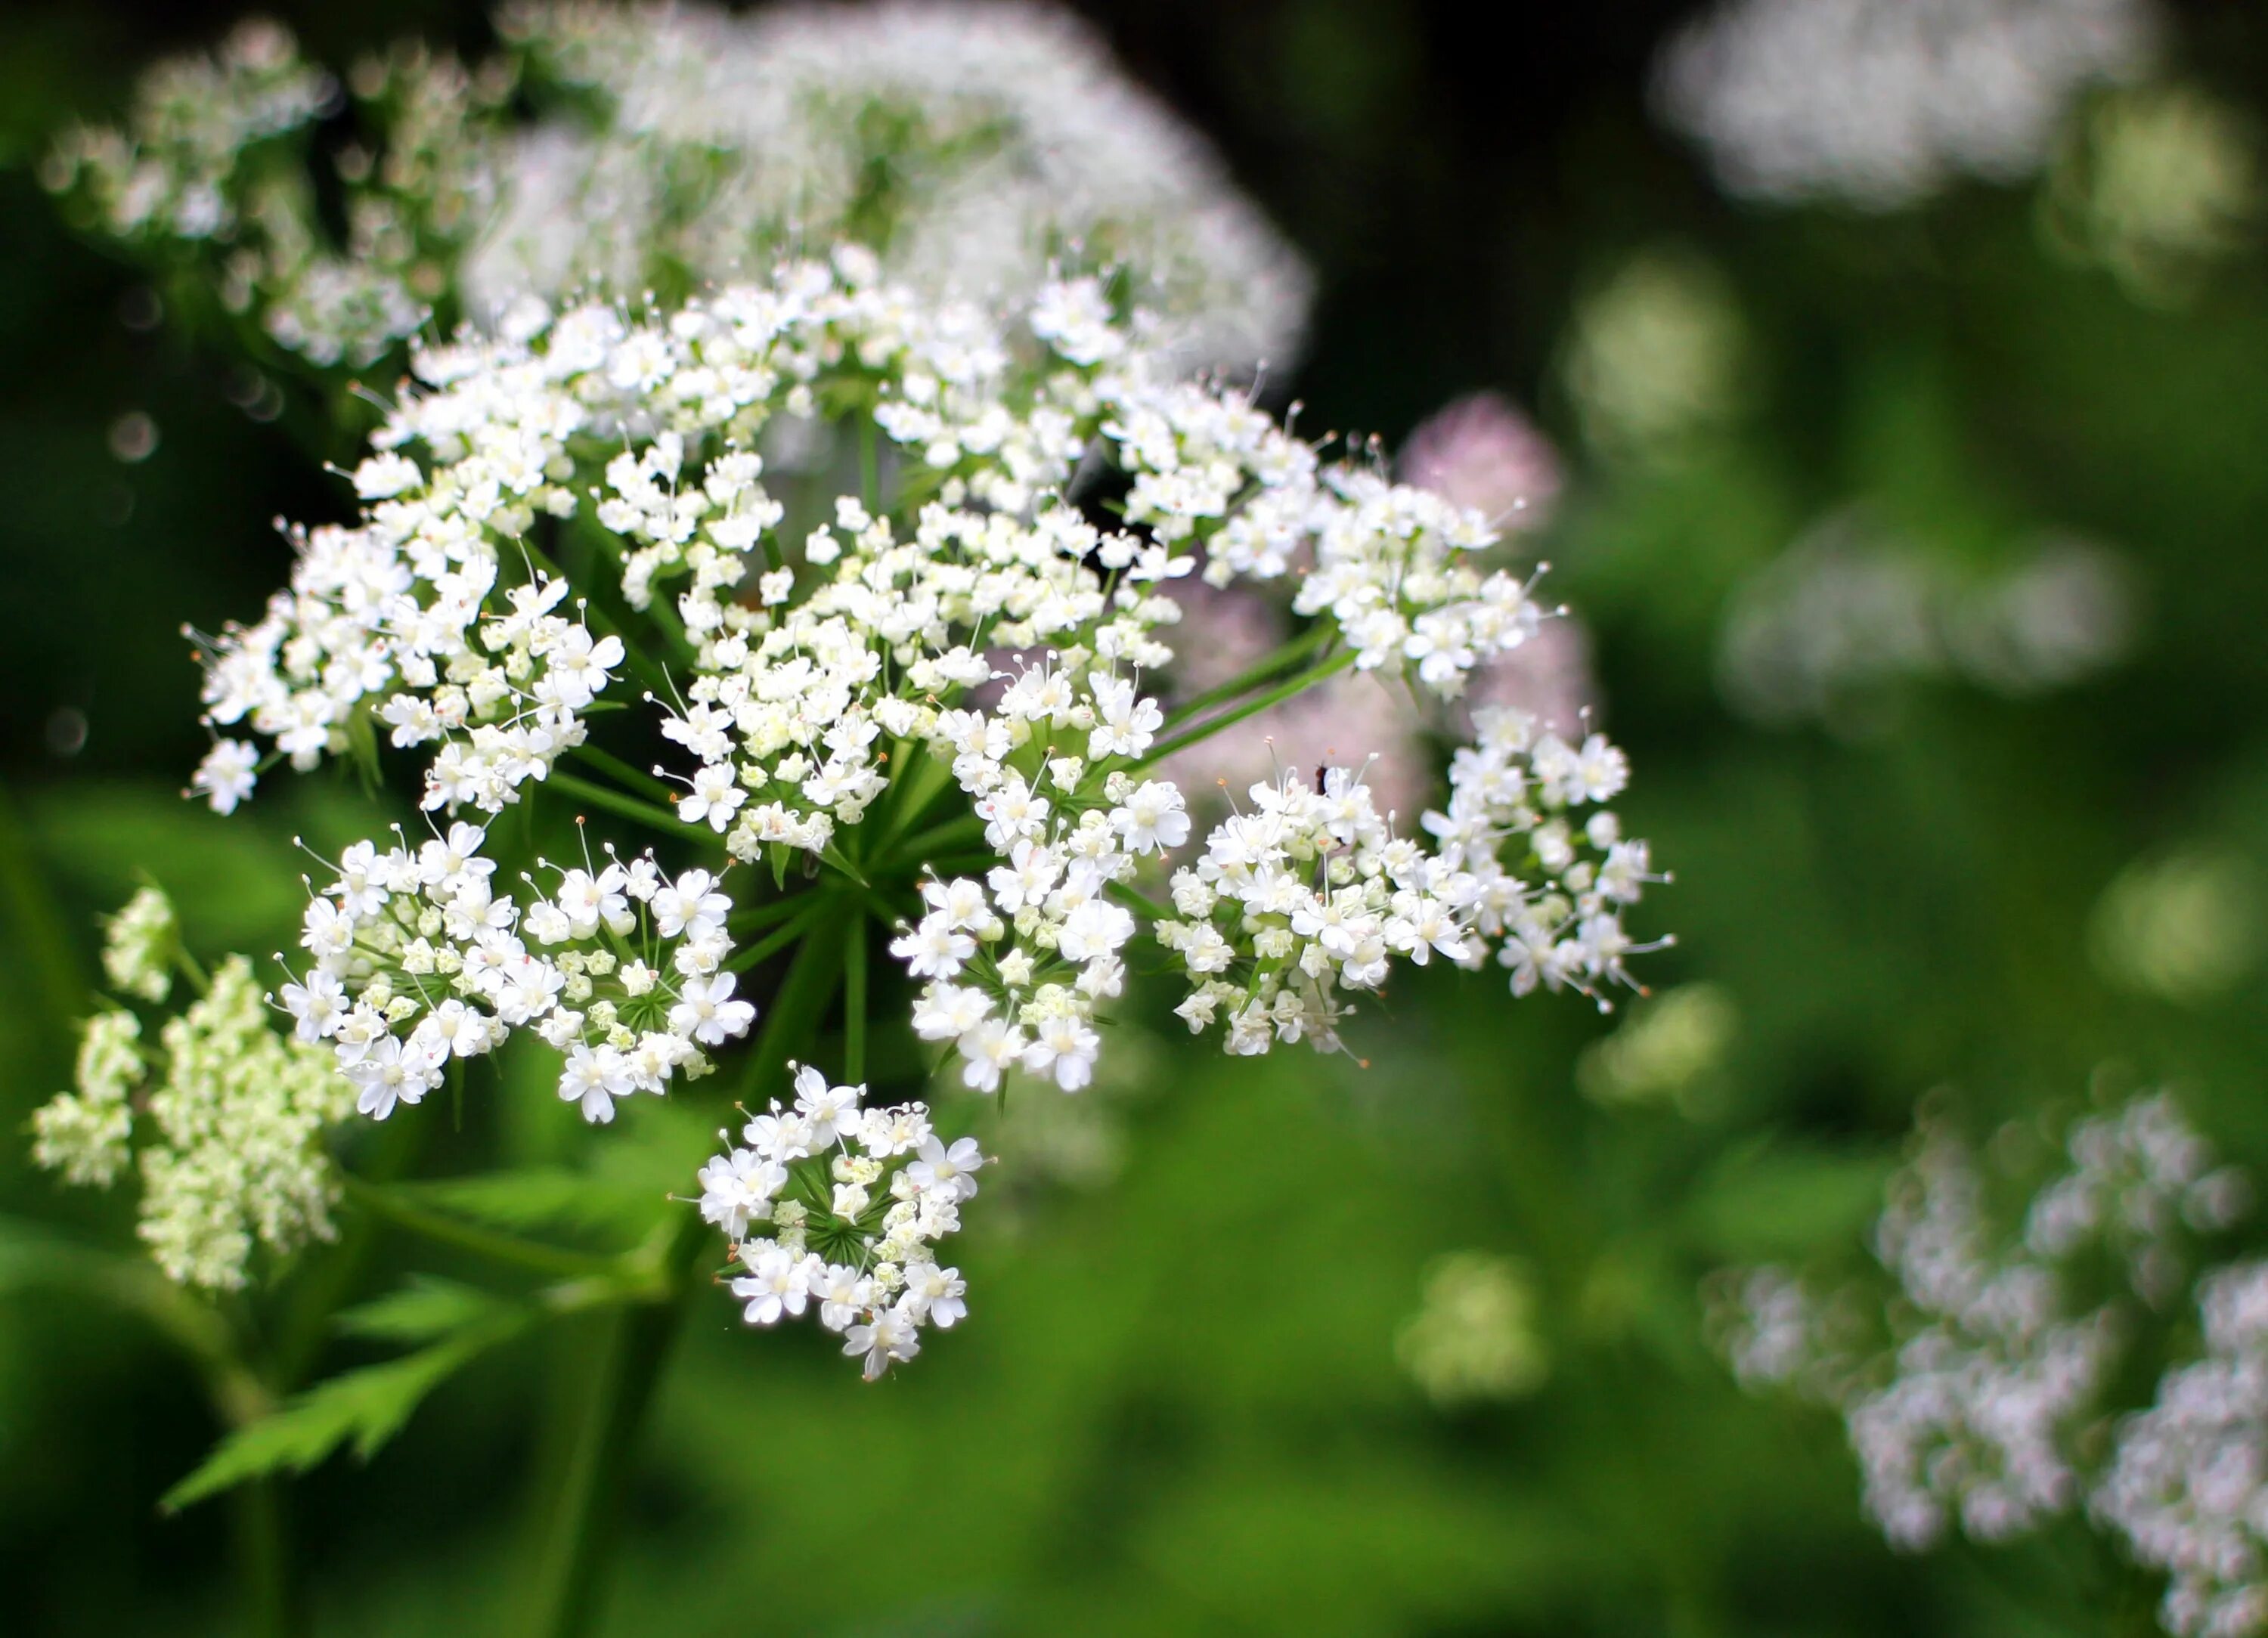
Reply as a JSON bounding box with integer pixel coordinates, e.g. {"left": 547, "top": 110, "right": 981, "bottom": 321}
{"left": 45, "top": 2, "right": 1309, "bottom": 380}
{"left": 1717, "top": 508, "right": 2135, "bottom": 731}
{"left": 2097, "top": 1261, "right": 2268, "bottom": 1638}
{"left": 1709, "top": 1089, "right": 2268, "bottom": 1633}
{"left": 1562, "top": 248, "right": 1749, "bottom": 460}
{"left": 2041, "top": 82, "right": 2263, "bottom": 306}
{"left": 45, "top": 20, "right": 507, "bottom": 368}
{"left": 1396, "top": 1251, "right": 1549, "bottom": 1406}
{"left": 1655, "top": 0, "right": 2157, "bottom": 210}
{"left": 484, "top": 0, "right": 1312, "bottom": 373}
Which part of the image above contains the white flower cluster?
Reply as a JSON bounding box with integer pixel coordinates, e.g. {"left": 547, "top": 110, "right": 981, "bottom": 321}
{"left": 34, "top": 918, "right": 352, "bottom": 1290}
{"left": 2096, "top": 1262, "right": 2268, "bottom": 1638}
{"left": 1717, "top": 509, "right": 2134, "bottom": 732}
{"left": 282, "top": 824, "right": 754, "bottom": 1124}
{"left": 1707, "top": 1091, "right": 2251, "bottom": 1556}
{"left": 487, "top": 0, "right": 1311, "bottom": 372}
{"left": 48, "top": 2, "right": 1307, "bottom": 379}
{"left": 192, "top": 510, "right": 627, "bottom": 819}
{"left": 207, "top": 251, "right": 1657, "bottom": 1101}
{"left": 44, "top": 20, "right": 506, "bottom": 369}
{"left": 1654, "top": 0, "right": 2157, "bottom": 211}
{"left": 699, "top": 1065, "right": 981, "bottom": 1379}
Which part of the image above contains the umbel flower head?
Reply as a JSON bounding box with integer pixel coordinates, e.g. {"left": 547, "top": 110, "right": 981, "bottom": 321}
{"left": 34, "top": 891, "right": 353, "bottom": 1290}
{"left": 1706, "top": 1088, "right": 2256, "bottom": 1577}
{"left": 158, "top": 249, "right": 1661, "bottom": 1372}
{"left": 45, "top": 2, "right": 1310, "bottom": 382}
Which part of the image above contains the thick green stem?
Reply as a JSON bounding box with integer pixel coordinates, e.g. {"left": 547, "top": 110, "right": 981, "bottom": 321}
{"left": 232, "top": 1476, "right": 297, "bottom": 1638}
{"left": 521, "top": 918, "right": 848, "bottom": 1638}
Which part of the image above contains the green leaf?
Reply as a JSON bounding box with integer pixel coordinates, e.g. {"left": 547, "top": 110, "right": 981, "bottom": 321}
{"left": 161, "top": 1312, "right": 527, "bottom": 1513}
{"left": 768, "top": 840, "right": 791, "bottom": 892}
{"left": 334, "top": 1277, "right": 512, "bottom": 1344}
{"left": 398, "top": 1166, "right": 662, "bottom": 1238}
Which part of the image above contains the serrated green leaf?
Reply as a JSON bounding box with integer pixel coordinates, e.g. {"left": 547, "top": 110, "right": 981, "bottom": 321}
{"left": 161, "top": 1314, "right": 526, "bottom": 1513}
{"left": 334, "top": 1277, "right": 511, "bottom": 1344}
{"left": 400, "top": 1167, "right": 660, "bottom": 1237}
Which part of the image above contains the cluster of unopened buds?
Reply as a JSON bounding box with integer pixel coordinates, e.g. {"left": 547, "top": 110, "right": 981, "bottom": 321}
{"left": 700, "top": 1065, "right": 982, "bottom": 1378}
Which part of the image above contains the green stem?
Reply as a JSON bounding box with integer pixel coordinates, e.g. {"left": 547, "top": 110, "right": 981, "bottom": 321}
{"left": 232, "top": 1477, "right": 297, "bottom": 1638}
{"left": 545, "top": 771, "right": 702, "bottom": 841}
{"left": 725, "top": 896, "right": 832, "bottom": 972}
{"left": 1133, "top": 648, "right": 1359, "bottom": 773}
{"left": 522, "top": 920, "right": 848, "bottom": 1638}
{"left": 1161, "top": 621, "right": 1332, "bottom": 728}
{"left": 844, "top": 910, "right": 869, "bottom": 1083}
{"left": 566, "top": 742, "right": 677, "bottom": 804}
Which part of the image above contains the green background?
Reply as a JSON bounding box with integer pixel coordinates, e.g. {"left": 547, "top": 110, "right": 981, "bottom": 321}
{"left": 2, "top": 1, "right": 2265, "bottom": 1632}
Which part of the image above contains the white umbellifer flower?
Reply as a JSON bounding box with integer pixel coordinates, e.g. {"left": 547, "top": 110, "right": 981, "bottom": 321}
{"left": 1653, "top": 0, "right": 2158, "bottom": 211}
{"left": 190, "top": 738, "right": 261, "bottom": 813}
{"left": 280, "top": 825, "right": 756, "bottom": 1123}
{"left": 2096, "top": 1262, "right": 2268, "bottom": 1638}
{"left": 33, "top": 912, "right": 353, "bottom": 1290}
{"left": 129, "top": 250, "right": 1661, "bottom": 1365}
{"left": 482, "top": 0, "right": 1310, "bottom": 372}
{"left": 196, "top": 253, "right": 1659, "bottom": 1126}
{"left": 1706, "top": 1090, "right": 2251, "bottom": 1556}
{"left": 51, "top": 3, "right": 1309, "bottom": 379}
{"left": 702, "top": 1063, "right": 976, "bottom": 1378}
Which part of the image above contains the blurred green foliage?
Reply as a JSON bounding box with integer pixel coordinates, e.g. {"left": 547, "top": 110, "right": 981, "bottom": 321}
{"left": 5, "top": 1, "right": 2268, "bottom": 1634}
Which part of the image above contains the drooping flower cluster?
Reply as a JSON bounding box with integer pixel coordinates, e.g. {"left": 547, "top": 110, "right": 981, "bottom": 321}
{"left": 699, "top": 1065, "right": 981, "bottom": 1378}
{"left": 1654, "top": 0, "right": 2157, "bottom": 211}
{"left": 46, "top": 2, "right": 1309, "bottom": 382}
{"left": 283, "top": 824, "right": 756, "bottom": 1124}
{"left": 1706, "top": 1089, "right": 2251, "bottom": 1555}
{"left": 33, "top": 893, "right": 352, "bottom": 1291}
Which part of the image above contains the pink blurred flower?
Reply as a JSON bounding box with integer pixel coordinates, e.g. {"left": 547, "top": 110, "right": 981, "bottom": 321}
{"left": 1398, "top": 391, "right": 1564, "bottom": 532}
